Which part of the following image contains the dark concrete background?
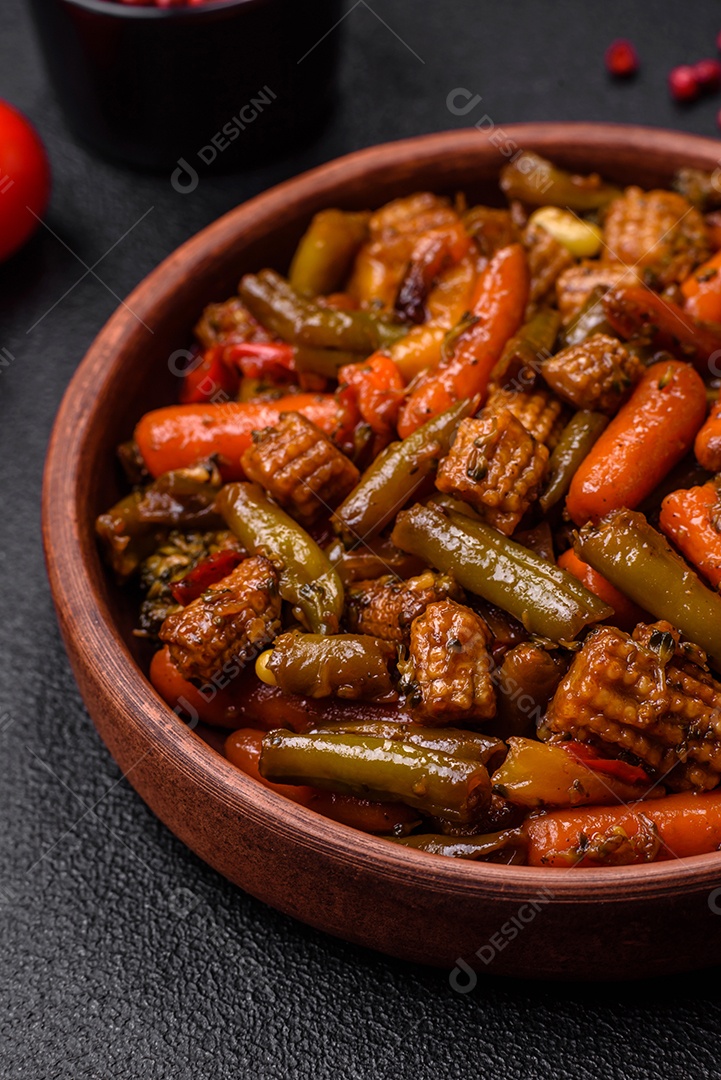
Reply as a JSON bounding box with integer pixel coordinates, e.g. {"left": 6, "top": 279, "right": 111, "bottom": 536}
{"left": 2, "top": 2, "right": 721, "bottom": 1076}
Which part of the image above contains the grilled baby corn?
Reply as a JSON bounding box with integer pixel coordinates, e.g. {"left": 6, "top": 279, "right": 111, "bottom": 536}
{"left": 241, "top": 411, "right": 359, "bottom": 527}
{"left": 404, "top": 599, "right": 496, "bottom": 723}
{"left": 436, "top": 410, "right": 549, "bottom": 535}
{"left": 345, "top": 570, "right": 463, "bottom": 643}
{"left": 545, "top": 621, "right": 721, "bottom": 791}
{"left": 541, "top": 333, "right": 643, "bottom": 414}
{"left": 160, "top": 555, "right": 281, "bottom": 683}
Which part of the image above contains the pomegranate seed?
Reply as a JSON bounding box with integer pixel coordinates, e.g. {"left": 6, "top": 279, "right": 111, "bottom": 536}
{"left": 605, "top": 39, "right": 639, "bottom": 78}
{"left": 694, "top": 58, "right": 721, "bottom": 91}
{"left": 669, "top": 65, "right": 700, "bottom": 103}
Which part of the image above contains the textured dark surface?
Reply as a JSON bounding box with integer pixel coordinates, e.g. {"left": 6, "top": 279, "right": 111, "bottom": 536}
{"left": 2, "top": 2, "right": 721, "bottom": 1076}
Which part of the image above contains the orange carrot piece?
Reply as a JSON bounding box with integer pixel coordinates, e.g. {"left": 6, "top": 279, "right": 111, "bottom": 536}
{"left": 659, "top": 482, "right": 721, "bottom": 588}
{"left": 135, "top": 393, "right": 358, "bottom": 480}
{"left": 397, "top": 243, "right": 529, "bottom": 437}
{"left": 225, "top": 728, "right": 314, "bottom": 803}
{"left": 681, "top": 248, "right": 721, "bottom": 323}
{"left": 149, "top": 645, "right": 255, "bottom": 730}
{"left": 695, "top": 398, "right": 721, "bottom": 472}
{"left": 558, "top": 548, "right": 648, "bottom": 631}
{"left": 603, "top": 284, "right": 721, "bottom": 375}
{"left": 525, "top": 790, "right": 721, "bottom": 867}
{"left": 338, "top": 352, "right": 405, "bottom": 438}
{"left": 566, "top": 360, "right": 707, "bottom": 526}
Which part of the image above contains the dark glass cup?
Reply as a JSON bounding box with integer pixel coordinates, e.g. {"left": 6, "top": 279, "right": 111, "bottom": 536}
{"left": 29, "top": 0, "right": 342, "bottom": 171}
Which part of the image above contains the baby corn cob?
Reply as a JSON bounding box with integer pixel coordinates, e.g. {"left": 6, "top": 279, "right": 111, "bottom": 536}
{"left": 160, "top": 555, "right": 281, "bottom": 682}
{"left": 241, "top": 411, "right": 359, "bottom": 527}
{"left": 603, "top": 187, "right": 708, "bottom": 288}
{"left": 345, "top": 570, "right": 463, "bottom": 643}
{"left": 404, "top": 599, "right": 496, "bottom": 723}
{"left": 545, "top": 621, "right": 721, "bottom": 792}
{"left": 436, "top": 410, "right": 549, "bottom": 535}
{"left": 486, "top": 386, "right": 567, "bottom": 448}
{"left": 541, "top": 333, "right": 643, "bottom": 414}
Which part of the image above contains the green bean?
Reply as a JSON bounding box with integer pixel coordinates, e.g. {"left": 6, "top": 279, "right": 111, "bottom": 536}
{"left": 333, "top": 398, "right": 475, "bottom": 545}
{"left": 293, "top": 345, "right": 360, "bottom": 378}
{"left": 265, "top": 630, "right": 395, "bottom": 701}
{"left": 259, "top": 731, "right": 492, "bottom": 823}
{"left": 391, "top": 502, "right": 612, "bottom": 640}
{"left": 289, "top": 209, "right": 370, "bottom": 296}
{"left": 539, "top": 410, "right": 609, "bottom": 513}
{"left": 490, "top": 307, "right": 561, "bottom": 390}
{"left": 559, "top": 286, "right": 613, "bottom": 348}
{"left": 239, "top": 269, "right": 405, "bottom": 354}
{"left": 309, "top": 720, "right": 505, "bottom": 766}
{"left": 500, "top": 152, "right": 622, "bottom": 210}
{"left": 96, "top": 462, "right": 223, "bottom": 579}
{"left": 576, "top": 508, "right": 721, "bottom": 669}
{"left": 388, "top": 829, "right": 525, "bottom": 860}
{"left": 219, "top": 481, "right": 344, "bottom": 634}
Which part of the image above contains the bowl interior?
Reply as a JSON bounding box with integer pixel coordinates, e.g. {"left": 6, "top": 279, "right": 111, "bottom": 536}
{"left": 44, "top": 124, "right": 721, "bottom": 903}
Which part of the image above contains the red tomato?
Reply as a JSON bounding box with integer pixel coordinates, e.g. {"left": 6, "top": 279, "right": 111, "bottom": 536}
{"left": 0, "top": 101, "right": 51, "bottom": 262}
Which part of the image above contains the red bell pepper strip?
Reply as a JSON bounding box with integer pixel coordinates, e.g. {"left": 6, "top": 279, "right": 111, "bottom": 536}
{"left": 603, "top": 285, "right": 721, "bottom": 375}
{"left": 179, "top": 346, "right": 239, "bottom": 404}
{"left": 222, "top": 341, "right": 296, "bottom": 380}
{"left": 338, "top": 352, "right": 405, "bottom": 438}
{"left": 562, "top": 741, "right": 651, "bottom": 786}
{"left": 170, "top": 549, "right": 244, "bottom": 605}
{"left": 397, "top": 243, "right": 529, "bottom": 437}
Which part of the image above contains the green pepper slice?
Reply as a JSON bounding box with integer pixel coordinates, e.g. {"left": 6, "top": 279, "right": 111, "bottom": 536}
{"left": 219, "top": 481, "right": 344, "bottom": 634}
{"left": 289, "top": 209, "right": 370, "bottom": 296}
{"left": 333, "top": 398, "right": 475, "bottom": 545}
{"left": 539, "top": 410, "right": 608, "bottom": 513}
{"left": 240, "top": 269, "right": 405, "bottom": 354}
{"left": 260, "top": 731, "right": 492, "bottom": 824}
{"left": 391, "top": 502, "right": 611, "bottom": 640}
{"left": 576, "top": 508, "right": 721, "bottom": 669}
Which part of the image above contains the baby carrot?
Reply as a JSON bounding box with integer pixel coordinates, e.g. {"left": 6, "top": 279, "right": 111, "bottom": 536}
{"left": 225, "top": 728, "right": 314, "bottom": 803}
{"left": 338, "top": 352, "right": 405, "bottom": 438}
{"left": 659, "top": 482, "right": 721, "bottom": 588}
{"left": 681, "top": 248, "right": 721, "bottom": 323}
{"left": 566, "top": 359, "right": 707, "bottom": 525}
{"left": 135, "top": 393, "right": 358, "bottom": 480}
{"left": 604, "top": 285, "right": 721, "bottom": 375}
{"left": 695, "top": 399, "right": 721, "bottom": 472}
{"left": 149, "top": 645, "right": 253, "bottom": 730}
{"left": 525, "top": 790, "right": 721, "bottom": 867}
{"left": 557, "top": 548, "right": 648, "bottom": 631}
{"left": 397, "top": 243, "right": 528, "bottom": 437}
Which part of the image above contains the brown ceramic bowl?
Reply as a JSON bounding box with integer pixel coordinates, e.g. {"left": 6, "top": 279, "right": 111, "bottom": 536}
{"left": 43, "top": 124, "right": 721, "bottom": 981}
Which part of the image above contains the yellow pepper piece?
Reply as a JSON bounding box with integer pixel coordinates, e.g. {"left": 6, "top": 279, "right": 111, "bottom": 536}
{"left": 529, "top": 206, "right": 603, "bottom": 258}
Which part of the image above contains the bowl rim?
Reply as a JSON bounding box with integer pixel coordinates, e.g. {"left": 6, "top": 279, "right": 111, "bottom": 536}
{"left": 55, "top": 0, "right": 267, "bottom": 19}
{"left": 43, "top": 122, "right": 721, "bottom": 903}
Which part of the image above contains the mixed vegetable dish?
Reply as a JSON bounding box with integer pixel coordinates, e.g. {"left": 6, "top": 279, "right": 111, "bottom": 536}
{"left": 98, "top": 152, "right": 721, "bottom": 868}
